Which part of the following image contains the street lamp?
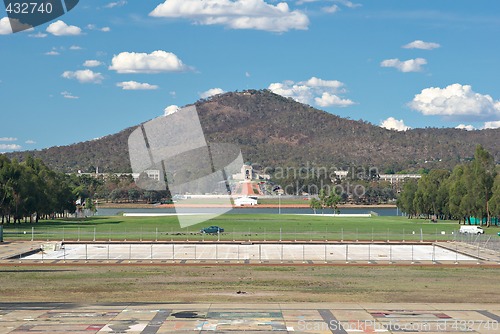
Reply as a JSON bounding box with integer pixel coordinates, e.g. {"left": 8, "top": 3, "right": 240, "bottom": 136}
{"left": 278, "top": 193, "right": 281, "bottom": 215}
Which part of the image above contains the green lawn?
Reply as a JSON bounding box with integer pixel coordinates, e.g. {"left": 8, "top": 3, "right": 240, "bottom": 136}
{"left": 3, "top": 214, "right": 499, "bottom": 242}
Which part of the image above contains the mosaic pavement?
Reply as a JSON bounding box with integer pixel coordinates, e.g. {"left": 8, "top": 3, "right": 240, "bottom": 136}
{"left": 1, "top": 303, "right": 499, "bottom": 333}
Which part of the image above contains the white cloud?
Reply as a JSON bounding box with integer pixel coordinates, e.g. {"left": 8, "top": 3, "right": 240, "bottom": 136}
{"left": 0, "top": 17, "right": 12, "bottom": 35}
{"left": 87, "top": 24, "right": 111, "bottom": 32}
{"left": 380, "top": 58, "right": 427, "bottom": 72}
{"left": 164, "top": 105, "right": 180, "bottom": 116}
{"left": 315, "top": 92, "right": 354, "bottom": 107}
{"left": 0, "top": 17, "right": 33, "bottom": 34}
{"left": 483, "top": 121, "right": 500, "bottom": 129}
{"left": 0, "top": 137, "right": 17, "bottom": 142}
{"left": 117, "top": 81, "right": 159, "bottom": 90}
{"left": 409, "top": 84, "right": 500, "bottom": 120}
{"left": 269, "top": 76, "right": 355, "bottom": 108}
{"left": 62, "top": 70, "right": 104, "bottom": 84}
{"left": 46, "top": 20, "right": 82, "bottom": 36}
{"left": 29, "top": 32, "right": 47, "bottom": 38}
{"left": 83, "top": 60, "right": 103, "bottom": 67}
{"left": 61, "top": 91, "right": 79, "bottom": 99}
{"left": 322, "top": 5, "right": 339, "bottom": 13}
{"left": 456, "top": 124, "right": 476, "bottom": 131}
{"left": 297, "top": 0, "right": 361, "bottom": 8}
{"left": 69, "top": 45, "right": 82, "bottom": 50}
{"left": 200, "top": 88, "right": 225, "bottom": 98}
{"left": 0, "top": 144, "right": 21, "bottom": 150}
{"left": 380, "top": 117, "right": 410, "bottom": 131}
{"left": 45, "top": 51, "right": 60, "bottom": 56}
{"left": 304, "top": 76, "right": 343, "bottom": 89}
{"left": 403, "top": 40, "right": 440, "bottom": 50}
{"left": 25, "top": 140, "right": 36, "bottom": 144}
{"left": 105, "top": 0, "right": 127, "bottom": 8}
{"left": 150, "top": 0, "right": 309, "bottom": 33}
{"left": 335, "top": 0, "right": 362, "bottom": 9}
{"left": 109, "top": 50, "right": 189, "bottom": 74}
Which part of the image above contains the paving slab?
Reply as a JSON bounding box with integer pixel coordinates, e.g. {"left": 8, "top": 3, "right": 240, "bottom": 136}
{"left": 0, "top": 302, "right": 499, "bottom": 333}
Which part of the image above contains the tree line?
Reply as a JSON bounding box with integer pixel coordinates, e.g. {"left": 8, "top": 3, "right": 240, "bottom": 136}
{"left": 397, "top": 145, "right": 500, "bottom": 225}
{"left": 0, "top": 155, "right": 75, "bottom": 223}
{"left": 0, "top": 155, "right": 173, "bottom": 224}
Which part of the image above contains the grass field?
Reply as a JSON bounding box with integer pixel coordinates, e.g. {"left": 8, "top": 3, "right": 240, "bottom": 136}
{"left": 4, "top": 214, "right": 499, "bottom": 242}
{"left": 2, "top": 214, "right": 500, "bottom": 305}
{"left": 1, "top": 265, "right": 499, "bottom": 303}
{"left": 3, "top": 214, "right": 500, "bottom": 242}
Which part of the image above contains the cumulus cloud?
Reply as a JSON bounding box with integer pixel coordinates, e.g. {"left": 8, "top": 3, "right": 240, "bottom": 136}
{"left": 69, "top": 45, "right": 82, "bottom": 50}
{"left": 403, "top": 40, "right": 440, "bottom": 50}
{"left": 109, "top": 50, "right": 189, "bottom": 74}
{"left": 456, "top": 124, "right": 476, "bottom": 131}
{"left": 164, "top": 105, "right": 180, "bottom": 116}
{"left": 83, "top": 60, "right": 103, "bottom": 67}
{"left": 45, "top": 50, "right": 60, "bottom": 56}
{"left": 0, "top": 144, "right": 21, "bottom": 150}
{"left": 380, "top": 117, "right": 410, "bottom": 131}
{"left": 46, "top": 20, "right": 82, "bottom": 36}
{"left": 116, "top": 81, "right": 159, "bottom": 90}
{"left": 380, "top": 58, "right": 427, "bottom": 72}
{"left": 268, "top": 76, "right": 355, "bottom": 108}
{"left": 0, "top": 17, "right": 12, "bottom": 35}
{"left": 200, "top": 88, "right": 225, "bottom": 98}
{"left": 61, "top": 91, "right": 79, "bottom": 99}
{"left": 62, "top": 70, "right": 104, "bottom": 84}
{"left": 25, "top": 140, "right": 36, "bottom": 144}
{"left": 0, "top": 137, "right": 17, "bottom": 141}
{"left": 409, "top": 84, "right": 500, "bottom": 120}
{"left": 0, "top": 17, "right": 33, "bottom": 34}
{"left": 315, "top": 92, "right": 354, "bottom": 107}
{"left": 149, "top": 0, "right": 309, "bottom": 33}
{"left": 483, "top": 121, "right": 500, "bottom": 129}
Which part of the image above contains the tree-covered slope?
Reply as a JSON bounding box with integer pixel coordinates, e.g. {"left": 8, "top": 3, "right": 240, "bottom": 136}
{"left": 5, "top": 90, "right": 500, "bottom": 173}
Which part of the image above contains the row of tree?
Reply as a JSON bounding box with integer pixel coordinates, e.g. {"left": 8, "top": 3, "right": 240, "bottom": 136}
{"left": 310, "top": 189, "right": 341, "bottom": 214}
{"left": 270, "top": 169, "right": 396, "bottom": 205}
{"left": 397, "top": 145, "right": 500, "bottom": 225}
{"left": 0, "top": 156, "right": 174, "bottom": 224}
{"left": 0, "top": 156, "right": 76, "bottom": 223}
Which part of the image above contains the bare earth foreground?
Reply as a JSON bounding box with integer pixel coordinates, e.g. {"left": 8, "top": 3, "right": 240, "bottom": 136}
{"left": 1, "top": 265, "right": 499, "bottom": 304}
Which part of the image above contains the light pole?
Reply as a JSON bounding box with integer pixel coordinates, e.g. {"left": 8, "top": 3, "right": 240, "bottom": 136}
{"left": 278, "top": 193, "right": 281, "bottom": 215}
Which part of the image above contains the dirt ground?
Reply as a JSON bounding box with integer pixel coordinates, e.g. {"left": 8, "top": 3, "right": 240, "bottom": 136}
{"left": 1, "top": 265, "right": 498, "bottom": 304}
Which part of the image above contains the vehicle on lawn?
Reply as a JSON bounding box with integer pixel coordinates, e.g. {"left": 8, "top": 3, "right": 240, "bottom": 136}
{"left": 200, "top": 226, "right": 224, "bottom": 234}
{"left": 459, "top": 225, "right": 484, "bottom": 234}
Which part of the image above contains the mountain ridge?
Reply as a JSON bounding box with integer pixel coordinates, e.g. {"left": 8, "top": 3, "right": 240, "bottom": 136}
{"left": 5, "top": 89, "right": 500, "bottom": 173}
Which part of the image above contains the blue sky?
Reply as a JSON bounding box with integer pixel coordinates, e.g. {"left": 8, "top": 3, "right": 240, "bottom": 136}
{"left": 1, "top": 0, "right": 500, "bottom": 152}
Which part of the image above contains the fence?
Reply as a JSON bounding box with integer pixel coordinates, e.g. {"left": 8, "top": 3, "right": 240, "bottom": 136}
{"left": 454, "top": 232, "right": 500, "bottom": 253}
{"left": 2, "top": 226, "right": 475, "bottom": 243}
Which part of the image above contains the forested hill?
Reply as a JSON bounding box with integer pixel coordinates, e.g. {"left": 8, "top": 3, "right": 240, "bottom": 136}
{"left": 5, "top": 89, "right": 500, "bottom": 173}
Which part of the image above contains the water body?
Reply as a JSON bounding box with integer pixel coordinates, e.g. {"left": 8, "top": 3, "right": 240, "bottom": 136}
{"left": 96, "top": 207, "right": 400, "bottom": 217}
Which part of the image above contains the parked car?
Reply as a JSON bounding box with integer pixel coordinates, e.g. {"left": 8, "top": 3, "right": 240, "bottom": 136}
{"left": 459, "top": 226, "right": 484, "bottom": 234}
{"left": 200, "top": 226, "right": 224, "bottom": 234}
